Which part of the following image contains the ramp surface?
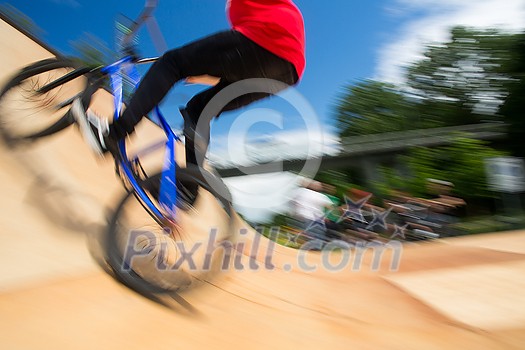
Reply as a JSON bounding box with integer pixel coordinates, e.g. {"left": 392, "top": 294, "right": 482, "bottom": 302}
{"left": 1, "top": 18, "right": 525, "bottom": 349}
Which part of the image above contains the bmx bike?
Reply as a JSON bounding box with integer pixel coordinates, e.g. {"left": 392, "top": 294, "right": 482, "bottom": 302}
{"left": 0, "top": 0, "right": 234, "bottom": 295}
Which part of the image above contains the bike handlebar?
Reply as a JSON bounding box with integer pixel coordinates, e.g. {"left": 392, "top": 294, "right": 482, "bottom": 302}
{"left": 121, "top": 0, "right": 159, "bottom": 50}
{"left": 145, "top": 0, "right": 158, "bottom": 7}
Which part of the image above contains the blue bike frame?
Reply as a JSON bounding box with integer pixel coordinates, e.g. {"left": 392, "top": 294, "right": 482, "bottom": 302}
{"left": 102, "top": 56, "right": 179, "bottom": 223}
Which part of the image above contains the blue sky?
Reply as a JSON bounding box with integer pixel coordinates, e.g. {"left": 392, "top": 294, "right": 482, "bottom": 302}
{"left": 7, "top": 1, "right": 401, "bottom": 134}
{"left": 7, "top": 0, "right": 525, "bottom": 141}
{"left": 6, "top": 0, "right": 525, "bottom": 222}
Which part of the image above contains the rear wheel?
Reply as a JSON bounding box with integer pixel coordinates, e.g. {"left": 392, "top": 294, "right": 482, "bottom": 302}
{"left": 104, "top": 164, "right": 234, "bottom": 295}
{"left": 0, "top": 58, "right": 88, "bottom": 145}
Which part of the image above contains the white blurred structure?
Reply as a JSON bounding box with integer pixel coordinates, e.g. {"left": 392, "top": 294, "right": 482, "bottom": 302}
{"left": 485, "top": 157, "right": 525, "bottom": 193}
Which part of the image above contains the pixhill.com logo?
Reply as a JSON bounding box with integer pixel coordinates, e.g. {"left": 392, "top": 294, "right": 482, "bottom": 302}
{"left": 120, "top": 226, "right": 403, "bottom": 274}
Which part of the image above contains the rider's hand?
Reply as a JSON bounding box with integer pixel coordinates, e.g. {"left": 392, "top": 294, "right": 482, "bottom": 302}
{"left": 185, "top": 75, "right": 220, "bottom": 86}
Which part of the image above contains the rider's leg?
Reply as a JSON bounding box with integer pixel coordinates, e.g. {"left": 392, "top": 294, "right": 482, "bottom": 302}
{"left": 182, "top": 81, "right": 286, "bottom": 167}
{"left": 102, "top": 30, "right": 297, "bottom": 206}
{"left": 180, "top": 81, "right": 290, "bottom": 202}
{"left": 110, "top": 30, "right": 298, "bottom": 140}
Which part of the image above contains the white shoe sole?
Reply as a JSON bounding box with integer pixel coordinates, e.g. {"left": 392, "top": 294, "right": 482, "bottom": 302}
{"left": 71, "top": 98, "right": 105, "bottom": 156}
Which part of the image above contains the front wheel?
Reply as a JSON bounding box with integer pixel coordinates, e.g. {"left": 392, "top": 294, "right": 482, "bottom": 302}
{"left": 0, "top": 58, "right": 88, "bottom": 145}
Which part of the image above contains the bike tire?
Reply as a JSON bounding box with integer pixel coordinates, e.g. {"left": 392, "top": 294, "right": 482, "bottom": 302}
{"left": 104, "top": 164, "right": 234, "bottom": 295}
{"left": 0, "top": 58, "right": 88, "bottom": 145}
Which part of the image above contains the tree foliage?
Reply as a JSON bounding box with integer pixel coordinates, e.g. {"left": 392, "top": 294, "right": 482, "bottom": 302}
{"left": 335, "top": 80, "right": 424, "bottom": 137}
{"left": 380, "top": 135, "right": 506, "bottom": 199}
{"left": 406, "top": 27, "right": 509, "bottom": 125}
{"left": 496, "top": 32, "right": 525, "bottom": 156}
{"left": 335, "top": 26, "right": 525, "bottom": 150}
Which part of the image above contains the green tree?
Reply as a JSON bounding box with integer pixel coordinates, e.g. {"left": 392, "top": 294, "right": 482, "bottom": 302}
{"left": 406, "top": 26, "right": 525, "bottom": 151}
{"left": 406, "top": 27, "right": 509, "bottom": 126}
{"left": 335, "top": 80, "right": 423, "bottom": 137}
{"left": 496, "top": 32, "right": 525, "bottom": 156}
{"left": 385, "top": 135, "right": 506, "bottom": 199}
{"left": 334, "top": 27, "right": 525, "bottom": 140}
